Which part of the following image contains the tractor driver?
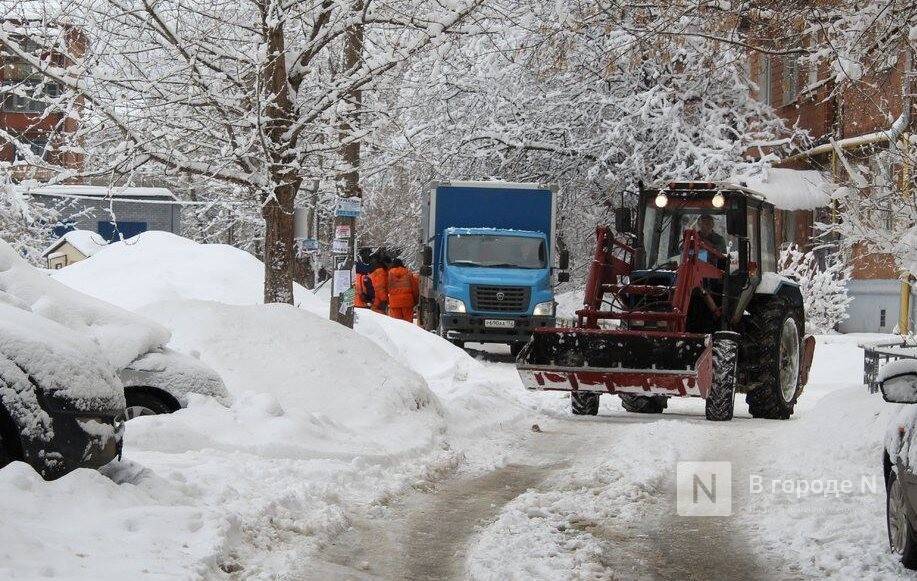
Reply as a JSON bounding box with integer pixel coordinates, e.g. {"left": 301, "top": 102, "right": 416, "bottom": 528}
{"left": 698, "top": 214, "right": 727, "bottom": 257}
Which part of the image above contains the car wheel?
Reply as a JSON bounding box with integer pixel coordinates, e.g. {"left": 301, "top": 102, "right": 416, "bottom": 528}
{"left": 121, "top": 391, "right": 177, "bottom": 421}
{"left": 888, "top": 469, "right": 917, "bottom": 569}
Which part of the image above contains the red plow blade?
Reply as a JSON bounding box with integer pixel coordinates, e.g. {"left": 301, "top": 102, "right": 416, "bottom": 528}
{"left": 517, "top": 328, "right": 713, "bottom": 398}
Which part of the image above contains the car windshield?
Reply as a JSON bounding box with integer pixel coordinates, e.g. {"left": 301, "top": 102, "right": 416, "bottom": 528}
{"left": 447, "top": 234, "right": 547, "bottom": 269}
{"left": 643, "top": 206, "right": 728, "bottom": 268}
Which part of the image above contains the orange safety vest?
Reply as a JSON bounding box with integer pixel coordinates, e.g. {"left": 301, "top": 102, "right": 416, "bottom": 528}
{"left": 387, "top": 267, "right": 419, "bottom": 308}
{"left": 369, "top": 267, "right": 388, "bottom": 308}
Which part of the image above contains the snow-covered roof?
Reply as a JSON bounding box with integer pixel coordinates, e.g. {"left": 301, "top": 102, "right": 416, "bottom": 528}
{"left": 436, "top": 180, "right": 557, "bottom": 191}
{"left": 732, "top": 168, "right": 835, "bottom": 211}
{"left": 42, "top": 229, "right": 108, "bottom": 258}
{"left": 23, "top": 184, "right": 177, "bottom": 200}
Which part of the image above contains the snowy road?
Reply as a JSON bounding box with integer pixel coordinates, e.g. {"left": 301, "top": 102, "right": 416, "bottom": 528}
{"left": 303, "top": 338, "right": 907, "bottom": 580}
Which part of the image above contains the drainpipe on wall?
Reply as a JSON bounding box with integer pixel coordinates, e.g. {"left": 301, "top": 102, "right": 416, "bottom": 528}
{"left": 896, "top": 46, "right": 914, "bottom": 335}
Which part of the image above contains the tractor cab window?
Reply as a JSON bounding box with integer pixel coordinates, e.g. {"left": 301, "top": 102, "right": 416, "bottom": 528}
{"left": 643, "top": 206, "right": 729, "bottom": 268}
{"left": 760, "top": 206, "right": 776, "bottom": 272}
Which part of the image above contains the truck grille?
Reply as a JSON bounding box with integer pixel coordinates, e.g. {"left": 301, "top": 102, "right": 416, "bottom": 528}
{"left": 471, "top": 285, "right": 530, "bottom": 313}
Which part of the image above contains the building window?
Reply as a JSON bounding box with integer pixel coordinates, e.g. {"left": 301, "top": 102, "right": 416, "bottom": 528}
{"left": 1, "top": 81, "right": 62, "bottom": 113}
{"left": 13, "top": 137, "right": 49, "bottom": 161}
{"left": 98, "top": 221, "right": 148, "bottom": 242}
{"left": 755, "top": 55, "right": 773, "bottom": 106}
{"left": 782, "top": 55, "right": 799, "bottom": 105}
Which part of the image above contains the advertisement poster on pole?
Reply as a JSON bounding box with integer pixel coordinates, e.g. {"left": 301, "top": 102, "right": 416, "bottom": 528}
{"left": 332, "top": 269, "right": 352, "bottom": 297}
{"left": 335, "top": 197, "right": 362, "bottom": 218}
{"left": 334, "top": 224, "right": 351, "bottom": 239}
{"left": 331, "top": 238, "right": 349, "bottom": 255}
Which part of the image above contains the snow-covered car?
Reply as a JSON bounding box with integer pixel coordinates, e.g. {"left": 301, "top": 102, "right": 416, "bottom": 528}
{"left": 879, "top": 359, "right": 917, "bottom": 569}
{"left": 0, "top": 303, "right": 125, "bottom": 479}
{"left": 119, "top": 347, "right": 230, "bottom": 419}
{"left": 0, "top": 238, "right": 230, "bottom": 424}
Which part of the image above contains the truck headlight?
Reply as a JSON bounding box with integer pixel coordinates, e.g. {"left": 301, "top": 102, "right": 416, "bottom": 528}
{"left": 444, "top": 296, "right": 466, "bottom": 313}
{"left": 533, "top": 301, "right": 555, "bottom": 316}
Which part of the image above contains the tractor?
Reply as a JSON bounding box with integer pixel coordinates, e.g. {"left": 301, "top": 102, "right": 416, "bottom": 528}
{"left": 516, "top": 181, "right": 817, "bottom": 421}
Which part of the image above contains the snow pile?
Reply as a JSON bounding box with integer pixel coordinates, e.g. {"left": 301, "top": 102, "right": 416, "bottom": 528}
{"left": 53, "top": 231, "right": 528, "bottom": 438}
{"left": 134, "top": 300, "right": 444, "bottom": 457}
{"left": 0, "top": 239, "right": 169, "bottom": 370}
{"left": 741, "top": 335, "right": 904, "bottom": 578}
{"left": 53, "top": 231, "right": 324, "bottom": 312}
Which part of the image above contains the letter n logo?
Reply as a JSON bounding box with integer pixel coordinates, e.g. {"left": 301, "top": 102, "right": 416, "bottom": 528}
{"left": 677, "top": 461, "right": 732, "bottom": 516}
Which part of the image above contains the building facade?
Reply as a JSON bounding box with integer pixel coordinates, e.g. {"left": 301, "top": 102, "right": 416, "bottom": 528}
{"left": 748, "top": 45, "right": 915, "bottom": 333}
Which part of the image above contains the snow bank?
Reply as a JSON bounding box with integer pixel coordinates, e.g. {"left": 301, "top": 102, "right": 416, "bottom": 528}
{"left": 53, "top": 231, "right": 527, "bottom": 438}
{"left": 0, "top": 239, "right": 168, "bottom": 370}
{"left": 135, "top": 300, "right": 444, "bottom": 457}
{"left": 742, "top": 335, "right": 907, "bottom": 578}
{"left": 53, "top": 231, "right": 325, "bottom": 312}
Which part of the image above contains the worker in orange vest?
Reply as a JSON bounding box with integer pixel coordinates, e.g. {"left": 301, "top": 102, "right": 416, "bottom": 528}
{"left": 368, "top": 254, "right": 389, "bottom": 313}
{"left": 354, "top": 250, "right": 373, "bottom": 309}
{"left": 387, "top": 258, "right": 419, "bottom": 322}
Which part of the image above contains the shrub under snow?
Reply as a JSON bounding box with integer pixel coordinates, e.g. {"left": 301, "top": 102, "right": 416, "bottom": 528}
{"left": 779, "top": 245, "right": 852, "bottom": 334}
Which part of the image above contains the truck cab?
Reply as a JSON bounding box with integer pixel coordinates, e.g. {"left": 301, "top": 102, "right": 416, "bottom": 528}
{"left": 418, "top": 182, "right": 567, "bottom": 353}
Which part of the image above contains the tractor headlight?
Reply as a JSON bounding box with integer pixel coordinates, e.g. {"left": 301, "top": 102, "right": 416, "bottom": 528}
{"left": 533, "top": 301, "right": 555, "bottom": 316}
{"left": 655, "top": 193, "right": 669, "bottom": 208}
{"left": 444, "top": 296, "right": 466, "bottom": 313}
{"left": 712, "top": 192, "right": 726, "bottom": 208}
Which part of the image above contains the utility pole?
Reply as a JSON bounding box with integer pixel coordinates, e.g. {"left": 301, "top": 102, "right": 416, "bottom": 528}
{"left": 329, "top": 0, "right": 364, "bottom": 327}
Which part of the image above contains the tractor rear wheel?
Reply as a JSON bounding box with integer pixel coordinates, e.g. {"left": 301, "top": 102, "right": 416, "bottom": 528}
{"left": 745, "top": 298, "right": 804, "bottom": 419}
{"left": 571, "top": 392, "right": 600, "bottom": 415}
{"left": 619, "top": 394, "right": 667, "bottom": 414}
{"left": 706, "top": 332, "right": 738, "bottom": 421}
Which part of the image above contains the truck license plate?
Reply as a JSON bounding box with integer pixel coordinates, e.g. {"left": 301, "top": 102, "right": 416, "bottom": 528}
{"left": 484, "top": 319, "right": 515, "bottom": 329}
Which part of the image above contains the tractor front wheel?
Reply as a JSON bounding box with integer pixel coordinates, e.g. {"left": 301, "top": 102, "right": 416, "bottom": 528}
{"left": 571, "top": 392, "right": 600, "bottom": 415}
{"left": 745, "top": 298, "right": 804, "bottom": 419}
{"left": 619, "top": 394, "right": 667, "bottom": 414}
{"left": 706, "top": 331, "right": 739, "bottom": 421}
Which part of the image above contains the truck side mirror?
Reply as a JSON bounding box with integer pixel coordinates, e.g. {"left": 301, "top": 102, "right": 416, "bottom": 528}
{"left": 422, "top": 245, "right": 433, "bottom": 267}
{"left": 726, "top": 196, "right": 747, "bottom": 237}
{"left": 614, "top": 208, "right": 634, "bottom": 234}
{"left": 558, "top": 271, "right": 571, "bottom": 283}
{"left": 558, "top": 249, "right": 570, "bottom": 271}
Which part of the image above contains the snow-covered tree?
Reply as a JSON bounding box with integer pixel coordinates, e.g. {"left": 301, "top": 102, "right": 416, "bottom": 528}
{"left": 0, "top": 0, "right": 485, "bottom": 303}
{"left": 361, "top": 1, "right": 798, "bottom": 270}
{"left": 779, "top": 244, "right": 853, "bottom": 333}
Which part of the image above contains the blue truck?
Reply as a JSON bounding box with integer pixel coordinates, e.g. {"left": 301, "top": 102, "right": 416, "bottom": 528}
{"left": 418, "top": 181, "right": 568, "bottom": 354}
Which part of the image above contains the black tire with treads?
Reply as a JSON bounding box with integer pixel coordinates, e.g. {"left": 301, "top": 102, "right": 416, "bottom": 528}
{"left": 571, "top": 392, "right": 600, "bottom": 415}
{"left": 619, "top": 394, "right": 667, "bottom": 414}
{"left": 706, "top": 332, "right": 738, "bottom": 421}
{"left": 744, "top": 298, "right": 804, "bottom": 420}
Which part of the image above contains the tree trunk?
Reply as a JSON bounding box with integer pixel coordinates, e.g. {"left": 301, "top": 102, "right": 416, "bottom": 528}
{"left": 261, "top": 10, "right": 298, "bottom": 304}
{"left": 263, "top": 191, "right": 296, "bottom": 303}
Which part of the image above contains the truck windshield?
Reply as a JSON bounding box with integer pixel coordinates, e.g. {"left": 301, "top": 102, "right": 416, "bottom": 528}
{"left": 447, "top": 235, "right": 547, "bottom": 269}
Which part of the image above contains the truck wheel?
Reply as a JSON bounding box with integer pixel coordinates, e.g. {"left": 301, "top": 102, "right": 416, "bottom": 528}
{"left": 745, "top": 298, "right": 804, "bottom": 420}
{"left": 888, "top": 469, "right": 917, "bottom": 569}
{"left": 706, "top": 332, "right": 738, "bottom": 421}
{"left": 619, "top": 394, "right": 667, "bottom": 414}
{"left": 510, "top": 343, "right": 524, "bottom": 358}
{"left": 571, "top": 392, "right": 600, "bottom": 415}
